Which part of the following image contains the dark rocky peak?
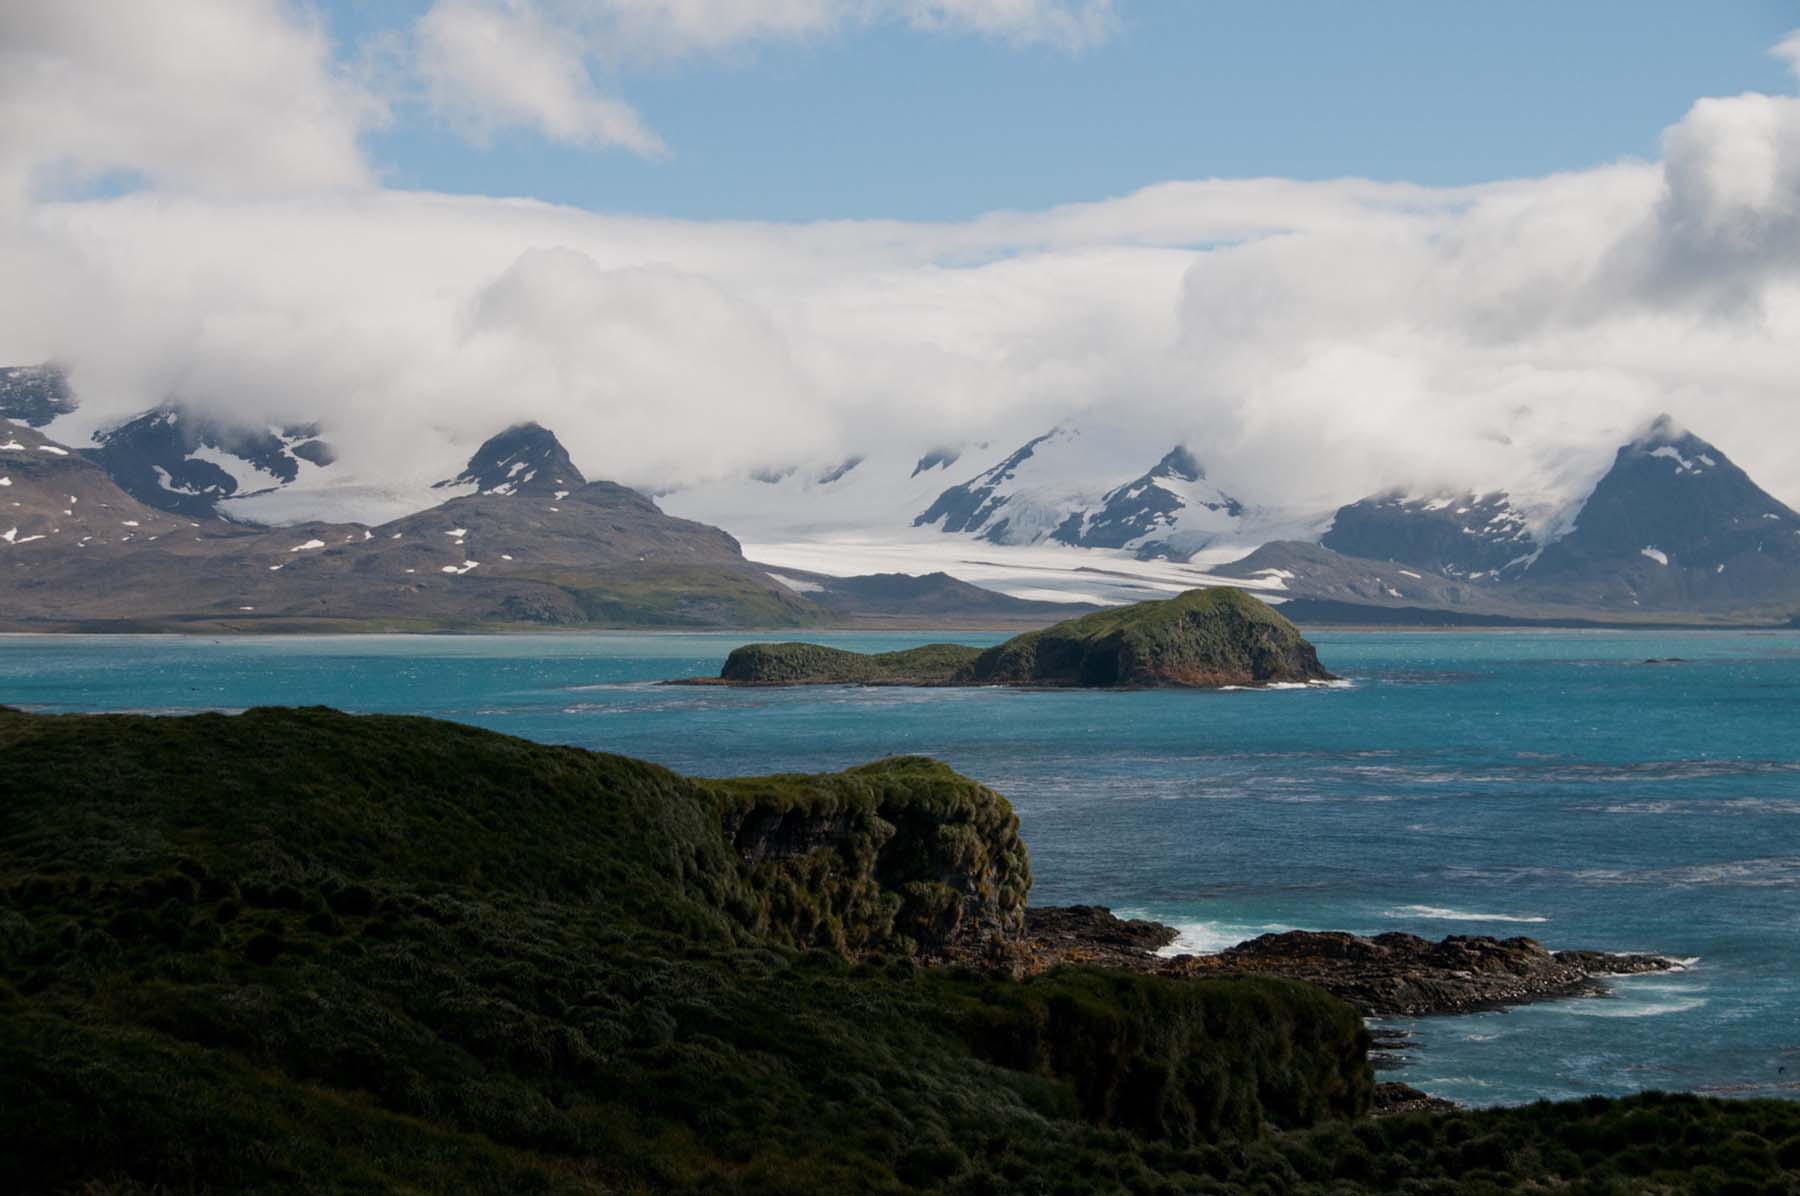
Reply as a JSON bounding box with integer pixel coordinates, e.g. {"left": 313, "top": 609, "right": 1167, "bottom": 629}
{"left": 436, "top": 422, "right": 583, "bottom": 497}
{"left": 914, "top": 428, "right": 1059, "bottom": 536}
{"left": 84, "top": 403, "right": 336, "bottom": 520}
{"left": 816, "top": 455, "right": 863, "bottom": 485}
{"left": 1149, "top": 445, "right": 1203, "bottom": 483}
{"left": 1543, "top": 416, "right": 1796, "bottom": 566}
{"left": 1322, "top": 488, "right": 1535, "bottom": 578}
{"left": 911, "top": 447, "right": 961, "bottom": 476}
{"left": 0, "top": 364, "right": 77, "bottom": 428}
{"left": 1051, "top": 444, "right": 1242, "bottom": 554}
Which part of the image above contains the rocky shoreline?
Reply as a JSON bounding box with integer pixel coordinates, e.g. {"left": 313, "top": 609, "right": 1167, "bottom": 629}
{"left": 1020, "top": 906, "right": 1679, "bottom": 1017}
{"left": 1015, "top": 906, "right": 1680, "bottom": 1114}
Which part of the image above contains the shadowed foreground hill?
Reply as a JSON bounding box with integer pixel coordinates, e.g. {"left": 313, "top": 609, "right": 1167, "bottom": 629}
{"left": 2, "top": 706, "right": 1797, "bottom": 1194}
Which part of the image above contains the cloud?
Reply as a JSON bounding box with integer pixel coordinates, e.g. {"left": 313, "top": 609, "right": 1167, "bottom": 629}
{"left": 1771, "top": 29, "right": 1800, "bottom": 80}
{"left": 5, "top": 25, "right": 1800, "bottom": 531}
{"left": 0, "top": 0, "right": 380, "bottom": 202}
{"left": 413, "top": 0, "right": 664, "bottom": 155}
{"left": 401, "top": 0, "right": 1118, "bottom": 155}
{"left": 521, "top": 0, "right": 1119, "bottom": 59}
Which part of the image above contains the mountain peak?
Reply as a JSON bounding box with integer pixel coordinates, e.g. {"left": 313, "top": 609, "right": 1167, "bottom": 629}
{"left": 437, "top": 423, "right": 584, "bottom": 497}
{"left": 1634, "top": 412, "right": 1684, "bottom": 447}
{"left": 0, "top": 363, "right": 77, "bottom": 428}
{"left": 1151, "top": 445, "right": 1203, "bottom": 483}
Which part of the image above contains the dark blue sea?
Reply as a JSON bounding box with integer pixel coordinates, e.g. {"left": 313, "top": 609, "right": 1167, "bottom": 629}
{"left": 4, "top": 628, "right": 1798, "bottom": 1107}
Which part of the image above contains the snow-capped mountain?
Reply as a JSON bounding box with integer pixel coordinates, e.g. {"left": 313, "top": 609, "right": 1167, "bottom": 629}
{"left": 1216, "top": 416, "right": 1800, "bottom": 619}
{"left": 84, "top": 405, "right": 336, "bottom": 521}
{"left": 1, "top": 365, "right": 339, "bottom": 522}
{"left": 912, "top": 427, "right": 1263, "bottom": 559}
{"left": 1050, "top": 445, "right": 1245, "bottom": 559}
{"left": 1517, "top": 416, "right": 1800, "bottom": 609}
{"left": 1321, "top": 490, "right": 1536, "bottom": 579}
{"left": 0, "top": 365, "right": 77, "bottom": 428}
{"left": 434, "top": 422, "right": 583, "bottom": 498}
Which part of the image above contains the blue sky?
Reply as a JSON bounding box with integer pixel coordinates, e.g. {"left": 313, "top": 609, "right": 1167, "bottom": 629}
{"left": 325, "top": 0, "right": 1800, "bottom": 220}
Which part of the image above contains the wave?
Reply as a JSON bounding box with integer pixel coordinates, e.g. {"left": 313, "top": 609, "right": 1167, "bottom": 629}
{"left": 1384, "top": 904, "right": 1549, "bottom": 924}
{"left": 1584, "top": 798, "right": 1800, "bottom": 817}
{"left": 1563, "top": 995, "right": 1709, "bottom": 1019}
{"left": 1148, "top": 920, "right": 1295, "bottom": 956}
{"left": 1442, "top": 858, "right": 1800, "bottom": 889}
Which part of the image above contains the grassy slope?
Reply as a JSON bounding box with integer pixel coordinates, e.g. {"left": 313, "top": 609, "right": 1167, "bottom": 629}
{"left": 2, "top": 707, "right": 1795, "bottom": 1194}
{"left": 719, "top": 641, "right": 984, "bottom": 684}
{"left": 0, "top": 706, "right": 1371, "bottom": 1194}
{"left": 962, "top": 587, "right": 1325, "bottom": 686}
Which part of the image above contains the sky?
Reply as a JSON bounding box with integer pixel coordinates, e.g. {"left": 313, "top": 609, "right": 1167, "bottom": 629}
{"left": 338, "top": 0, "right": 1800, "bottom": 221}
{"left": 5, "top": 0, "right": 1800, "bottom": 522}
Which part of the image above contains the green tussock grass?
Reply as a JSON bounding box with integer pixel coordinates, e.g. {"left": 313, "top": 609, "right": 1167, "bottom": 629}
{"left": 3, "top": 706, "right": 1794, "bottom": 1194}
{"left": 719, "top": 641, "right": 983, "bottom": 684}
{"left": 0, "top": 705, "right": 1379, "bottom": 1194}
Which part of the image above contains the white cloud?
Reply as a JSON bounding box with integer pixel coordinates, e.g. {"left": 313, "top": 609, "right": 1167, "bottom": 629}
{"left": 414, "top": 0, "right": 664, "bottom": 155}
{"left": 901, "top": 0, "right": 1118, "bottom": 51}
{"left": 0, "top": 0, "right": 379, "bottom": 202}
{"left": 525, "top": 0, "right": 1118, "bottom": 58}
{"left": 1771, "top": 28, "right": 1800, "bottom": 80}
{"left": 402, "top": 0, "right": 1117, "bottom": 154}
{"left": 4, "top": 22, "right": 1800, "bottom": 536}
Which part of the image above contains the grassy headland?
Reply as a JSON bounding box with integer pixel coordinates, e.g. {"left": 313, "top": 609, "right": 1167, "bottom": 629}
{"left": 1, "top": 705, "right": 1795, "bottom": 1194}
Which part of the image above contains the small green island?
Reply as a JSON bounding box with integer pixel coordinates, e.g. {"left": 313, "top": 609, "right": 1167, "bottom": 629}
{"left": 681, "top": 586, "right": 1336, "bottom": 688}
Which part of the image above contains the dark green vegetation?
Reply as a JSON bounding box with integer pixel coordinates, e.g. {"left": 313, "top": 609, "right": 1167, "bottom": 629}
{"left": 960, "top": 587, "right": 1330, "bottom": 687}
{"left": 719, "top": 640, "right": 984, "bottom": 684}
{"left": 0, "top": 705, "right": 1367, "bottom": 1193}
{"left": 3, "top": 706, "right": 1796, "bottom": 1194}
{"left": 709, "top": 587, "right": 1332, "bottom": 688}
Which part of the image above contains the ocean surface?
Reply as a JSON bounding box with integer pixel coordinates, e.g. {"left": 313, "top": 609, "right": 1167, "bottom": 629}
{"left": 3, "top": 628, "right": 1798, "bottom": 1107}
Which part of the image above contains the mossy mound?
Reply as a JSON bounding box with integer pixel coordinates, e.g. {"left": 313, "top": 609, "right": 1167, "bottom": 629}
{"left": 0, "top": 705, "right": 1371, "bottom": 1193}
{"left": 711, "top": 587, "right": 1331, "bottom": 688}
{"left": 719, "top": 641, "right": 983, "bottom": 684}
{"left": 957, "top": 587, "right": 1330, "bottom": 687}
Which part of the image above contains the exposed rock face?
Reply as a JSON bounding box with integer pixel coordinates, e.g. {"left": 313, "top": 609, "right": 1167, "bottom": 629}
{"left": 1519, "top": 416, "right": 1800, "bottom": 611}
{"left": 434, "top": 422, "right": 583, "bottom": 497}
{"left": 913, "top": 428, "right": 1059, "bottom": 540}
{"left": 0, "top": 364, "right": 77, "bottom": 427}
{"left": 1022, "top": 905, "right": 1177, "bottom": 968}
{"left": 1322, "top": 490, "right": 1535, "bottom": 578}
{"left": 708, "top": 756, "right": 1031, "bottom": 959}
{"left": 1175, "top": 930, "right": 1676, "bottom": 1016}
{"left": 1019, "top": 911, "right": 1677, "bottom": 1018}
{"left": 85, "top": 404, "right": 335, "bottom": 520}
{"left": 1050, "top": 445, "right": 1244, "bottom": 557}
{"left": 957, "top": 587, "right": 1332, "bottom": 687}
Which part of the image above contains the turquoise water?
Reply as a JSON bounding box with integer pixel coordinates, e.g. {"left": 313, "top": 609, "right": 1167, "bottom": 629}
{"left": 3, "top": 628, "right": 1799, "bottom": 1107}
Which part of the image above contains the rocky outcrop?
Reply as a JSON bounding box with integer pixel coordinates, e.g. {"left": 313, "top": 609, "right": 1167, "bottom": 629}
{"left": 1018, "top": 911, "right": 1677, "bottom": 1018}
{"left": 1176, "top": 930, "right": 1676, "bottom": 1016}
{"left": 1022, "top": 904, "right": 1178, "bottom": 968}
{"left": 706, "top": 756, "right": 1031, "bottom": 959}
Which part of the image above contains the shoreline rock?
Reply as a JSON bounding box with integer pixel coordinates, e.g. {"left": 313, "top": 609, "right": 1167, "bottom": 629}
{"left": 1020, "top": 909, "right": 1679, "bottom": 1018}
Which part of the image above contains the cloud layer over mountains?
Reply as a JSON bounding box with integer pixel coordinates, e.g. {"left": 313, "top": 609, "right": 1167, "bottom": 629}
{"left": 3, "top": 1, "right": 1800, "bottom": 515}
